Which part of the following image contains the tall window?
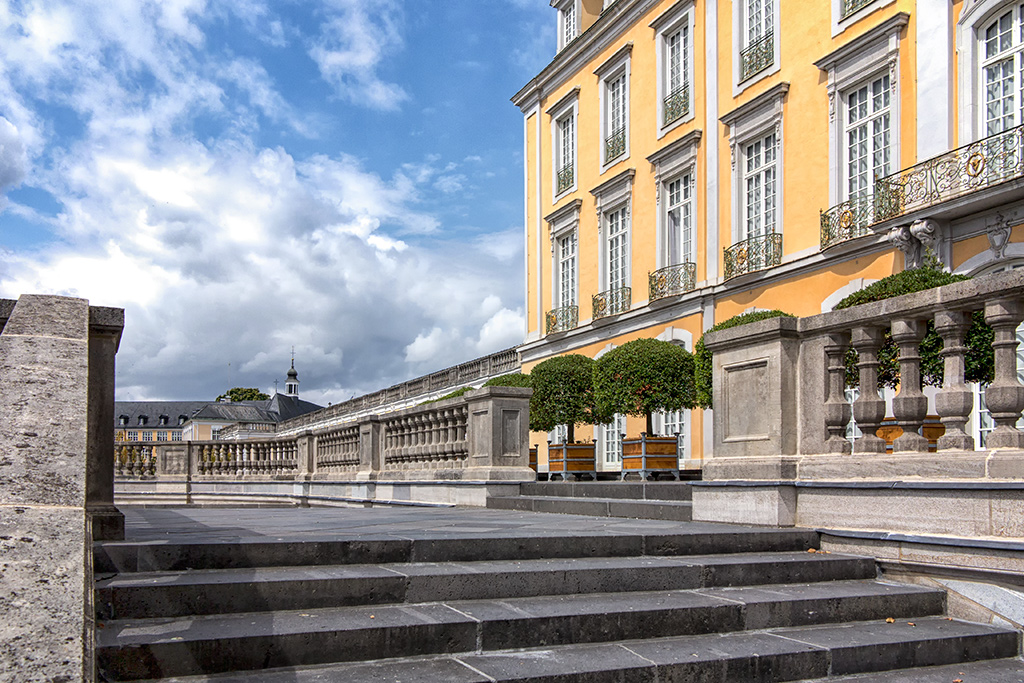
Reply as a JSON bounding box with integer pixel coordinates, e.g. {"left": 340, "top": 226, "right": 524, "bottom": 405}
{"left": 557, "top": 231, "right": 577, "bottom": 309}
{"left": 600, "top": 414, "right": 626, "bottom": 466}
{"left": 982, "top": 6, "right": 1024, "bottom": 135}
{"left": 746, "top": 0, "right": 773, "bottom": 45}
{"left": 606, "top": 72, "right": 627, "bottom": 163}
{"left": 665, "top": 174, "right": 694, "bottom": 265}
{"left": 658, "top": 409, "right": 687, "bottom": 461}
{"left": 559, "top": 1, "right": 578, "bottom": 50}
{"left": 846, "top": 74, "right": 891, "bottom": 199}
{"left": 664, "top": 25, "right": 690, "bottom": 125}
{"left": 606, "top": 206, "right": 629, "bottom": 290}
{"left": 556, "top": 113, "right": 575, "bottom": 195}
{"left": 743, "top": 133, "right": 778, "bottom": 239}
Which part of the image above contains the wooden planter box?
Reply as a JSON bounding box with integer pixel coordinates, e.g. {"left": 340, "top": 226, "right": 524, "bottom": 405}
{"left": 621, "top": 434, "right": 680, "bottom": 481}
{"left": 547, "top": 443, "right": 596, "bottom": 481}
{"left": 529, "top": 447, "right": 538, "bottom": 472}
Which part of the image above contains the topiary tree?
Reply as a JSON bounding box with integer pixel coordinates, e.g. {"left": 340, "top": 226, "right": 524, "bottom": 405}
{"left": 529, "top": 355, "right": 601, "bottom": 443}
{"left": 694, "top": 310, "right": 795, "bottom": 409}
{"left": 835, "top": 263, "right": 993, "bottom": 389}
{"left": 483, "top": 372, "right": 533, "bottom": 388}
{"left": 217, "top": 387, "right": 270, "bottom": 402}
{"left": 592, "top": 338, "right": 696, "bottom": 436}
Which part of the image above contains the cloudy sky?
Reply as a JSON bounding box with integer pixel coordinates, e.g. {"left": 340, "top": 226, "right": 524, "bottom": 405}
{"left": 0, "top": 0, "right": 553, "bottom": 405}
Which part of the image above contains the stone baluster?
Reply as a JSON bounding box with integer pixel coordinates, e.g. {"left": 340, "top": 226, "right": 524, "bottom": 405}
{"left": 935, "top": 310, "right": 974, "bottom": 451}
{"left": 114, "top": 445, "right": 124, "bottom": 476}
{"left": 202, "top": 444, "right": 212, "bottom": 474}
{"left": 984, "top": 298, "right": 1024, "bottom": 448}
{"left": 823, "top": 333, "right": 852, "bottom": 454}
{"left": 124, "top": 445, "right": 135, "bottom": 476}
{"left": 850, "top": 326, "right": 888, "bottom": 454}
{"left": 891, "top": 319, "right": 929, "bottom": 452}
{"left": 144, "top": 446, "right": 156, "bottom": 476}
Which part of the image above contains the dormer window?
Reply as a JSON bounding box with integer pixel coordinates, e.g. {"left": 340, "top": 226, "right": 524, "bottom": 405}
{"left": 137, "top": 415, "right": 148, "bottom": 426}
{"left": 178, "top": 415, "right": 187, "bottom": 425}
{"left": 159, "top": 415, "right": 169, "bottom": 426}
{"left": 118, "top": 415, "right": 129, "bottom": 426}
{"left": 556, "top": 0, "right": 579, "bottom": 51}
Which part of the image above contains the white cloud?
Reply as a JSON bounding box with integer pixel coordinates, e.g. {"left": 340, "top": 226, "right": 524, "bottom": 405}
{"left": 0, "top": 117, "right": 27, "bottom": 191}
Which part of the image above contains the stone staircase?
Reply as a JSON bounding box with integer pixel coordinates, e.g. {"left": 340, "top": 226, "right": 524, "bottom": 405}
{"left": 93, "top": 506, "right": 1023, "bottom": 682}
{"left": 486, "top": 481, "right": 694, "bottom": 520}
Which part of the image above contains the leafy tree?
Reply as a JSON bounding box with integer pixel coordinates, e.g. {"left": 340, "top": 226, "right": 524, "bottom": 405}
{"left": 593, "top": 338, "right": 696, "bottom": 435}
{"left": 835, "top": 264, "right": 993, "bottom": 389}
{"left": 530, "top": 355, "right": 602, "bottom": 443}
{"left": 694, "top": 310, "right": 795, "bottom": 409}
{"left": 217, "top": 387, "right": 269, "bottom": 402}
{"left": 483, "top": 372, "right": 533, "bottom": 388}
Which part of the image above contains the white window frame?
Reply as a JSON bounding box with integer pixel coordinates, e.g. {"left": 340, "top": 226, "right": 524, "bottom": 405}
{"left": 959, "top": 0, "right": 1024, "bottom": 143}
{"left": 545, "top": 198, "right": 583, "bottom": 316}
{"left": 831, "top": 0, "right": 897, "bottom": 37}
{"left": 555, "top": 0, "right": 580, "bottom": 52}
{"left": 814, "top": 14, "right": 905, "bottom": 207}
{"left": 547, "top": 88, "right": 580, "bottom": 200}
{"left": 591, "top": 169, "right": 635, "bottom": 295}
{"left": 598, "top": 414, "right": 627, "bottom": 468}
{"left": 556, "top": 229, "right": 578, "bottom": 310}
{"left": 843, "top": 72, "right": 893, "bottom": 201}
{"left": 722, "top": 83, "right": 787, "bottom": 247}
{"left": 595, "top": 43, "right": 632, "bottom": 174}
{"left": 604, "top": 203, "right": 631, "bottom": 292}
{"left": 732, "top": 0, "right": 780, "bottom": 95}
{"left": 651, "top": 2, "right": 696, "bottom": 137}
{"left": 741, "top": 131, "right": 779, "bottom": 241}
{"left": 648, "top": 130, "right": 702, "bottom": 271}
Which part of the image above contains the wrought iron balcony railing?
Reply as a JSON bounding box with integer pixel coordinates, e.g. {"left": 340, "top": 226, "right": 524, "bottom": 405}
{"left": 663, "top": 83, "right": 690, "bottom": 126}
{"left": 841, "top": 0, "right": 874, "bottom": 18}
{"left": 874, "top": 123, "right": 1024, "bottom": 223}
{"left": 556, "top": 163, "right": 575, "bottom": 194}
{"left": 820, "top": 195, "right": 874, "bottom": 250}
{"left": 723, "top": 232, "right": 782, "bottom": 280}
{"left": 605, "top": 127, "right": 626, "bottom": 163}
{"left": 740, "top": 31, "right": 774, "bottom": 81}
{"left": 545, "top": 305, "right": 579, "bottom": 334}
{"left": 649, "top": 262, "right": 696, "bottom": 301}
{"left": 592, "top": 286, "right": 631, "bottom": 320}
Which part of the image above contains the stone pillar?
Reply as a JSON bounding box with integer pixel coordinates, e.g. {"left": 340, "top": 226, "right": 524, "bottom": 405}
{"left": 984, "top": 298, "right": 1024, "bottom": 449}
{"left": 823, "top": 333, "right": 852, "bottom": 454}
{"left": 87, "top": 306, "right": 125, "bottom": 540}
{"left": 891, "top": 318, "right": 929, "bottom": 453}
{"left": 464, "top": 386, "right": 535, "bottom": 481}
{"left": 0, "top": 294, "right": 122, "bottom": 681}
{"left": 935, "top": 310, "right": 975, "bottom": 451}
{"left": 296, "top": 431, "right": 315, "bottom": 479}
{"left": 358, "top": 417, "right": 382, "bottom": 480}
{"left": 850, "top": 326, "right": 887, "bottom": 454}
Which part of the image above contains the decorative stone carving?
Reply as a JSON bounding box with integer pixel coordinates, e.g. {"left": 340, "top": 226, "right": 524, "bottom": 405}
{"left": 987, "top": 212, "right": 1012, "bottom": 259}
{"left": 910, "top": 218, "right": 938, "bottom": 257}
{"left": 888, "top": 225, "right": 922, "bottom": 269}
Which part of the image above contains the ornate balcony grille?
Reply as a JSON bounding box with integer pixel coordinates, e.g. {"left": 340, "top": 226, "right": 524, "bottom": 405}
{"left": 874, "top": 123, "right": 1024, "bottom": 223}
{"left": 723, "top": 232, "right": 782, "bottom": 280}
{"left": 820, "top": 195, "right": 874, "bottom": 250}
{"left": 545, "top": 305, "right": 579, "bottom": 334}
{"left": 592, "top": 286, "right": 631, "bottom": 320}
{"left": 556, "top": 163, "right": 575, "bottom": 194}
{"left": 740, "top": 31, "right": 774, "bottom": 81}
{"left": 605, "top": 127, "right": 626, "bottom": 163}
{"left": 649, "top": 262, "right": 696, "bottom": 301}
{"left": 841, "top": 0, "right": 874, "bottom": 18}
{"left": 663, "top": 83, "right": 690, "bottom": 126}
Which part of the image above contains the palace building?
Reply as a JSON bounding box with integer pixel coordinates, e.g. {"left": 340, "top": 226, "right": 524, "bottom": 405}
{"left": 513, "top": 0, "right": 1024, "bottom": 473}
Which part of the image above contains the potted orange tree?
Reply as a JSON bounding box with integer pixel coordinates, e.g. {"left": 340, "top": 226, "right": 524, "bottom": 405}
{"left": 530, "top": 354, "right": 605, "bottom": 481}
{"left": 593, "top": 338, "right": 695, "bottom": 480}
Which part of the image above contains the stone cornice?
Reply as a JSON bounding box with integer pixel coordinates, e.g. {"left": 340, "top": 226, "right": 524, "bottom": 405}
{"left": 813, "top": 12, "right": 909, "bottom": 71}
{"left": 720, "top": 82, "right": 790, "bottom": 127}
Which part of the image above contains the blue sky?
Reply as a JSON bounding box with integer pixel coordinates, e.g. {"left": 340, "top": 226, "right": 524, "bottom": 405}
{"left": 0, "top": 0, "right": 554, "bottom": 404}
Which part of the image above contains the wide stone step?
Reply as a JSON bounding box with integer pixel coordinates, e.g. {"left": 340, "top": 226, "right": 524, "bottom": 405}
{"left": 126, "top": 617, "right": 1018, "bottom": 682}
{"left": 519, "top": 481, "right": 694, "bottom": 501}
{"left": 97, "top": 551, "right": 876, "bottom": 619}
{"left": 95, "top": 525, "right": 818, "bottom": 572}
{"left": 487, "top": 494, "right": 693, "bottom": 520}
{"left": 807, "top": 657, "right": 1024, "bottom": 681}
{"left": 96, "top": 580, "right": 945, "bottom": 680}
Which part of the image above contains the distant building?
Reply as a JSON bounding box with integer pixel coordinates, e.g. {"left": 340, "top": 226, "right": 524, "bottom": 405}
{"left": 115, "top": 360, "right": 321, "bottom": 442}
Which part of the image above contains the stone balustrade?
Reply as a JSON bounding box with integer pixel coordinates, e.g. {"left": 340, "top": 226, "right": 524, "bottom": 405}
{"left": 114, "top": 386, "right": 534, "bottom": 506}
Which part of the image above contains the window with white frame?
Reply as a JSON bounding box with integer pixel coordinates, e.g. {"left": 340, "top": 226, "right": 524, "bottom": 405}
{"left": 606, "top": 206, "right": 630, "bottom": 290}
{"left": 171, "top": 431, "right": 183, "bottom": 442}
{"left": 740, "top": 0, "right": 775, "bottom": 81}
{"left": 981, "top": 5, "right": 1024, "bottom": 135}
{"left": 606, "top": 72, "right": 627, "bottom": 163}
{"left": 555, "top": 112, "right": 576, "bottom": 195}
{"left": 845, "top": 73, "right": 891, "bottom": 200}
{"left": 599, "top": 414, "right": 626, "bottom": 466}
{"left": 743, "top": 133, "right": 778, "bottom": 240}
{"left": 550, "top": 424, "right": 569, "bottom": 446}
{"left": 656, "top": 409, "right": 687, "bottom": 462}
{"left": 658, "top": 14, "right": 692, "bottom": 129}
{"left": 557, "top": 230, "right": 577, "bottom": 309}
{"left": 665, "top": 173, "right": 694, "bottom": 266}
{"left": 557, "top": 0, "right": 579, "bottom": 51}
{"left": 127, "top": 431, "right": 138, "bottom": 442}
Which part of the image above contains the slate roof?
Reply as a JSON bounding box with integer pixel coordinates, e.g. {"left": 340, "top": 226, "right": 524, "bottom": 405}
{"left": 115, "top": 401, "right": 210, "bottom": 426}
{"left": 114, "top": 395, "right": 323, "bottom": 428}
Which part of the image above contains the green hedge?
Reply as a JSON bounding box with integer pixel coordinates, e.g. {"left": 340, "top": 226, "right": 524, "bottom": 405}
{"left": 593, "top": 338, "right": 695, "bottom": 434}
{"left": 483, "top": 372, "right": 532, "bottom": 388}
{"left": 694, "top": 310, "right": 795, "bottom": 409}
{"left": 835, "top": 265, "right": 993, "bottom": 389}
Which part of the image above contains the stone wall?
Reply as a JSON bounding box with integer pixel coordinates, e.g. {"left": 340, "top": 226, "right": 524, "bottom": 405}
{"left": 0, "top": 295, "right": 123, "bottom": 683}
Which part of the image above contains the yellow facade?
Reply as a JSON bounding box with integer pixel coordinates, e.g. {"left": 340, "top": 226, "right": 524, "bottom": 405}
{"left": 515, "top": 0, "right": 1024, "bottom": 473}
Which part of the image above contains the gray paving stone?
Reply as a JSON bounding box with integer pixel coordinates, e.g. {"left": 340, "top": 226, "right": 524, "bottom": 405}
{"left": 806, "top": 658, "right": 1024, "bottom": 681}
